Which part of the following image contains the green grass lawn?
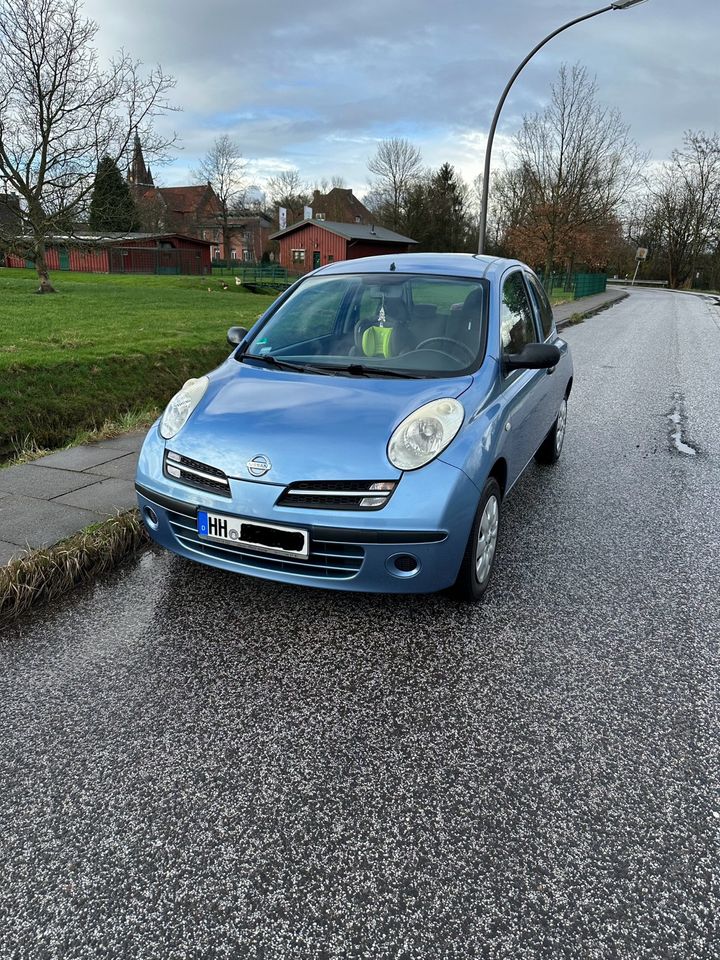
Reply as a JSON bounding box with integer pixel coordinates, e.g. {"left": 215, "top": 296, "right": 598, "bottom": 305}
{"left": 548, "top": 287, "right": 573, "bottom": 305}
{"left": 0, "top": 269, "right": 277, "bottom": 460}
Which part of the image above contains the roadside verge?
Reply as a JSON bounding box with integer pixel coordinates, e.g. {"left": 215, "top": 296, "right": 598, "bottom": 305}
{"left": 1, "top": 510, "right": 148, "bottom": 626}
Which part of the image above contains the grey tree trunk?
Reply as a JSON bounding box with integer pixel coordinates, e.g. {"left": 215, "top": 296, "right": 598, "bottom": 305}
{"left": 33, "top": 243, "right": 56, "bottom": 294}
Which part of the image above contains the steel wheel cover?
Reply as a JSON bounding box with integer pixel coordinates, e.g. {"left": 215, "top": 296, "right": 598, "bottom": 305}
{"left": 475, "top": 494, "right": 499, "bottom": 583}
{"left": 555, "top": 399, "right": 568, "bottom": 454}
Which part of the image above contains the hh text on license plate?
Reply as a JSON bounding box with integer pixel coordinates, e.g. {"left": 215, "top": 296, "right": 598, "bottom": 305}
{"left": 197, "top": 510, "right": 309, "bottom": 559}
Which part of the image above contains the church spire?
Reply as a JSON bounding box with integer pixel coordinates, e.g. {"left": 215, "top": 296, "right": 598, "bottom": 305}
{"left": 128, "top": 134, "right": 154, "bottom": 187}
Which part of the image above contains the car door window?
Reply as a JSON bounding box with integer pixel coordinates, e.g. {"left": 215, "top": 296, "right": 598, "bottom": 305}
{"left": 526, "top": 274, "right": 554, "bottom": 340}
{"left": 501, "top": 272, "right": 537, "bottom": 357}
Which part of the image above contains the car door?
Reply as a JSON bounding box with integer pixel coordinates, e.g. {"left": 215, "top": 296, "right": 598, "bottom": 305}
{"left": 498, "top": 269, "right": 550, "bottom": 485}
{"left": 525, "top": 271, "right": 569, "bottom": 437}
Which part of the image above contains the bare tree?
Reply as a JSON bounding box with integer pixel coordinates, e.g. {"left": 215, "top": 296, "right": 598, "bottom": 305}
{"left": 646, "top": 131, "right": 720, "bottom": 288}
{"left": 192, "top": 134, "right": 247, "bottom": 265}
{"left": 0, "top": 0, "right": 175, "bottom": 293}
{"left": 367, "top": 138, "right": 423, "bottom": 230}
{"left": 495, "top": 64, "right": 646, "bottom": 274}
{"left": 265, "top": 169, "right": 311, "bottom": 223}
{"left": 313, "top": 175, "right": 347, "bottom": 194}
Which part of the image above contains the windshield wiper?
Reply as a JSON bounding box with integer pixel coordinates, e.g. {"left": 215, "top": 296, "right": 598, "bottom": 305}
{"left": 311, "top": 363, "right": 423, "bottom": 379}
{"left": 241, "top": 355, "right": 421, "bottom": 379}
{"left": 241, "top": 354, "right": 308, "bottom": 373}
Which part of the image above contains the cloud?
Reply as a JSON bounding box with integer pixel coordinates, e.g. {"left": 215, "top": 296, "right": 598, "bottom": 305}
{"left": 84, "top": 0, "right": 720, "bottom": 191}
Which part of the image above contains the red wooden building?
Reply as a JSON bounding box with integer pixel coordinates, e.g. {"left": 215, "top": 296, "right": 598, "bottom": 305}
{"left": 5, "top": 233, "right": 212, "bottom": 275}
{"left": 271, "top": 220, "right": 416, "bottom": 273}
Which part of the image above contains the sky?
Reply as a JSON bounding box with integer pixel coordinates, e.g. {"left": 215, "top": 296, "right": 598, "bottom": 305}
{"left": 85, "top": 0, "right": 719, "bottom": 198}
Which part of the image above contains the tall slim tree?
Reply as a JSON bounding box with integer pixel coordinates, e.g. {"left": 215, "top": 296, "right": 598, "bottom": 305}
{"left": 426, "top": 164, "right": 473, "bottom": 252}
{"left": 192, "top": 135, "right": 247, "bottom": 265}
{"left": 0, "top": 0, "right": 175, "bottom": 293}
{"left": 367, "top": 138, "right": 423, "bottom": 230}
{"left": 89, "top": 157, "right": 139, "bottom": 232}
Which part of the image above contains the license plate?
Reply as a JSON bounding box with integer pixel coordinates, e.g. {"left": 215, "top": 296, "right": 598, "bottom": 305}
{"left": 197, "top": 510, "right": 309, "bottom": 559}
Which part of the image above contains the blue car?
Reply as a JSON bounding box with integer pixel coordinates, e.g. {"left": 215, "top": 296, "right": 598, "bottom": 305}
{"left": 136, "top": 253, "right": 572, "bottom": 600}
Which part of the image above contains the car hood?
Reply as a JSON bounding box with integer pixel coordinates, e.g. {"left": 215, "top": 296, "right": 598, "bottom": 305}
{"left": 171, "top": 361, "right": 474, "bottom": 484}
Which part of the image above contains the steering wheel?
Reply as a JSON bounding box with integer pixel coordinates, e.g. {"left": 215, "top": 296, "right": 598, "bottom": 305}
{"left": 413, "top": 337, "right": 475, "bottom": 365}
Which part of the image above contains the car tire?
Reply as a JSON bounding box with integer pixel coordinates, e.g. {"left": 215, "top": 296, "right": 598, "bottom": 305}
{"left": 535, "top": 397, "right": 568, "bottom": 465}
{"left": 452, "top": 477, "right": 502, "bottom": 602}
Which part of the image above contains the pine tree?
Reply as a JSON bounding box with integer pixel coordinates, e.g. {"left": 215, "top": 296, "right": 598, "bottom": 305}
{"left": 427, "top": 164, "right": 470, "bottom": 252}
{"left": 89, "top": 157, "right": 140, "bottom": 232}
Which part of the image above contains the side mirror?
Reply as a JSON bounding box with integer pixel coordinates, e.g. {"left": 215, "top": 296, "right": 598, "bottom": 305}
{"left": 504, "top": 343, "right": 561, "bottom": 372}
{"left": 227, "top": 326, "right": 248, "bottom": 346}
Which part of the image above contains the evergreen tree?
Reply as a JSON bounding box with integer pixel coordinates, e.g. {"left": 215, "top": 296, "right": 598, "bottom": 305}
{"left": 89, "top": 157, "right": 139, "bottom": 232}
{"left": 426, "top": 163, "right": 472, "bottom": 252}
{"left": 399, "top": 163, "right": 475, "bottom": 253}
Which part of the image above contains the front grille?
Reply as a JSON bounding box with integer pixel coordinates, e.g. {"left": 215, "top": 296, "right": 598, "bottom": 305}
{"left": 164, "top": 451, "right": 231, "bottom": 497}
{"left": 276, "top": 480, "right": 396, "bottom": 511}
{"left": 164, "top": 502, "right": 364, "bottom": 580}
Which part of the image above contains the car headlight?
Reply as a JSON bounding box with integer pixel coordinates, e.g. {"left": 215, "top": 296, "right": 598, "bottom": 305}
{"left": 159, "top": 377, "right": 209, "bottom": 439}
{"left": 387, "top": 398, "right": 464, "bottom": 471}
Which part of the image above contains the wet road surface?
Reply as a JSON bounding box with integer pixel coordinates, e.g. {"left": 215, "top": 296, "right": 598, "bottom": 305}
{"left": 1, "top": 289, "right": 719, "bottom": 958}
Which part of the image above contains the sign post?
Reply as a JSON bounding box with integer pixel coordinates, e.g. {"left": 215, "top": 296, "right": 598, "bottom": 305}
{"left": 631, "top": 247, "right": 648, "bottom": 286}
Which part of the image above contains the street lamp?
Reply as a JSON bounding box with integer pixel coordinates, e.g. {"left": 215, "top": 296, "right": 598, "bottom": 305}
{"left": 477, "top": 0, "right": 649, "bottom": 255}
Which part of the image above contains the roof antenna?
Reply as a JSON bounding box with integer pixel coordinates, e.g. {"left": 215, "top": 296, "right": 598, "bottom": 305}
{"left": 389, "top": 261, "right": 396, "bottom": 271}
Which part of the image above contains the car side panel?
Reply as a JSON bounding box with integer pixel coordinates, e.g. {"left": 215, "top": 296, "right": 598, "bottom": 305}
{"left": 439, "top": 361, "right": 540, "bottom": 492}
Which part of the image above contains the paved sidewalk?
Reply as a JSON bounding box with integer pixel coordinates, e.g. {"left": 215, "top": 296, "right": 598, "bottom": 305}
{"left": 0, "top": 288, "right": 628, "bottom": 568}
{"left": 553, "top": 287, "right": 627, "bottom": 326}
{"left": 0, "top": 430, "right": 146, "bottom": 565}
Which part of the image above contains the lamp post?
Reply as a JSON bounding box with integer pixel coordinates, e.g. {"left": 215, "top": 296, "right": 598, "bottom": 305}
{"left": 477, "top": 0, "right": 649, "bottom": 255}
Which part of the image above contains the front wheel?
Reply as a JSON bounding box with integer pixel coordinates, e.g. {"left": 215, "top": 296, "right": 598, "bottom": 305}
{"left": 452, "top": 477, "right": 502, "bottom": 602}
{"left": 535, "top": 397, "right": 568, "bottom": 465}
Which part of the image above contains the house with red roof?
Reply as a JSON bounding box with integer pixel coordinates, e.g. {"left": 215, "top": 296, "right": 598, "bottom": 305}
{"left": 129, "top": 138, "right": 271, "bottom": 263}
{"left": 308, "top": 187, "right": 374, "bottom": 225}
{"left": 271, "top": 220, "right": 417, "bottom": 273}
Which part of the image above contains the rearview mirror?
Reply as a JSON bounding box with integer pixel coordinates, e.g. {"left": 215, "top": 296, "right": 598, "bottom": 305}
{"left": 227, "top": 326, "right": 248, "bottom": 346}
{"left": 504, "top": 343, "right": 561, "bottom": 372}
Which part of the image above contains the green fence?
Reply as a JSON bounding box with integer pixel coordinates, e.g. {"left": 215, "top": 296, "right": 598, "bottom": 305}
{"left": 211, "top": 262, "right": 293, "bottom": 285}
{"left": 573, "top": 273, "right": 607, "bottom": 298}
{"left": 540, "top": 271, "right": 607, "bottom": 300}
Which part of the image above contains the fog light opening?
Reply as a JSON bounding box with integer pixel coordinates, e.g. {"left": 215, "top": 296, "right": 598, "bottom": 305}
{"left": 386, "top": 553, "right": 421, "bottom": 578}
{"left": 143, "top": 506, "right": 159, "bottom": 530}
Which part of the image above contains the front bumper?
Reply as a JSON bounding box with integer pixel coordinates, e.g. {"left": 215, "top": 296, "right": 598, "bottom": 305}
{"left": 136, "top": 426, "right": 481, "bottom": 594}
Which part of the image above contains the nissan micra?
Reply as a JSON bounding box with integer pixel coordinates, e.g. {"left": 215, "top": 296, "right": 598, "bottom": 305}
{"left": 136, "top": 253, "right": 572, "bottom": 601}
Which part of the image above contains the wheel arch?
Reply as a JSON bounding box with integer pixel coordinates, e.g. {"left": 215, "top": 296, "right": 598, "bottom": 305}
{"left": 488, "top": 457, "right": 508, "bottom": 500}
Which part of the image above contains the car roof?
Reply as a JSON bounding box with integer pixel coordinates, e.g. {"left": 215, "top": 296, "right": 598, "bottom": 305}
{"left": 312, "top": 252, "right": 527, "bottom": 282}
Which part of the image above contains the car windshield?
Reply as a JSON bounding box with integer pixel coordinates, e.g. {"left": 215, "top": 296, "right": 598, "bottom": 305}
{"left": 242, "top": 273, "right": 488, "bottom": 378}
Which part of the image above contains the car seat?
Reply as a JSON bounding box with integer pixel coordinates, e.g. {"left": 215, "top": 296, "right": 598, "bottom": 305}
{"left": 446, "top": 287, "right": 484, "bottom": 352}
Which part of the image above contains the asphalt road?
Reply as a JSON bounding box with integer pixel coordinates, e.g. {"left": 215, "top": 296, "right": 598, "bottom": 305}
{"left": 1, "top": 289, "right": 719, "bottom": 960}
